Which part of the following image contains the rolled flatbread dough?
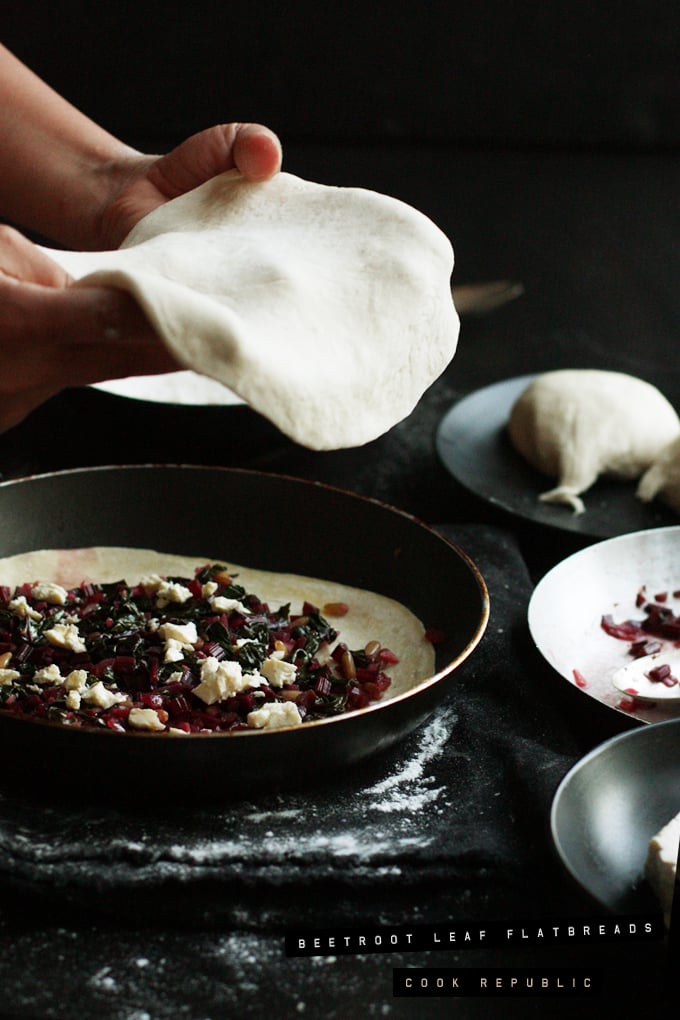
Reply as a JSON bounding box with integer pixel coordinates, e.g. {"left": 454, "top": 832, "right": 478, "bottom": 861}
{"left": 508, "top": 369, "right": 680, "bottom": 513}
{"left": 42, "top": 171, "right": 459, "bottom": 450}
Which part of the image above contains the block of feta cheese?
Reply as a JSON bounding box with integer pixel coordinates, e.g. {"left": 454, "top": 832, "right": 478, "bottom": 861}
{"left": 644, "top": 810, "right": 680, "bottom": 927}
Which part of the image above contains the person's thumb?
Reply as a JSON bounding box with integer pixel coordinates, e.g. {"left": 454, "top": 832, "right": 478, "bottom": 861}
{"left": 149, "top": 123, "right": 282, "bottom": 198}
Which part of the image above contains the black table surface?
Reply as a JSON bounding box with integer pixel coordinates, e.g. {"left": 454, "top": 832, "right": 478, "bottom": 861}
{"left": 0, "top": 143, "right": 677, "bottom": 1019}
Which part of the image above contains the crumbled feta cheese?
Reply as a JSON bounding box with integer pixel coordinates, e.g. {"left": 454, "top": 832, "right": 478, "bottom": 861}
{"left": 193, "top": 657, "right": 263, "bottom": 704}
{"left": 0, "top": 668, "right": 20, "bottom": 686}
{"left": 65, "top": 690, "right": 81, "bottom": 710}
{"left": 82, "top": 681, "right": 127, "bottom": 710}
{"left": 31, "top": 581, "right": 69, "bottom": 605}
{"left": 210, "top": 595, "right": 249, "bottom": 614}
{"left": 155, "top": 579, "right": 193, "bottom": 608}
{"left": 163, "top": 638, "right": 186, "bottom": 663}
{"left": 167, "top": 727, "right": 189, "bottom": 736}
{"left": 128, "top": 707, "right": 166, "bottom": 731}
{"left": 247, "top": 701, "right": 302, "bottom": 729}
{"left": 140, "top": 575, "right": 192, "bottom": 607}
{"left": 8, "top": 595, "right": 41, "bottom": 621}
{"left": 139, "top": 574, "right": 163, "bottom": 594}
{"left": 44, "top": 623, "right": 87, "bottom": 653}
{"left": 645, "top": 810, "right": 680, "bottom": 927}
{"left": 33, "top": 664, "right": 63, "bottom": 685}
{"left": 201, "top": 581, "right": 218, "bottom": 598}
{"left": 64, "top": 669, "right": 89, "bottom": 692}
{"left": 147, "top": 618, "right": 160, "bottom": 632}
{"left": 158, "top": 621, "right": 198, "bottom": 647}
{"left": 261, "top": 657, "right": 298, "bottom": 688}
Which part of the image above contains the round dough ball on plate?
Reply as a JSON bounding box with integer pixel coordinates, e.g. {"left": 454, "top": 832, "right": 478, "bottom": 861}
{"left": 507, "top": 369, "right": 680, "bottom": 513}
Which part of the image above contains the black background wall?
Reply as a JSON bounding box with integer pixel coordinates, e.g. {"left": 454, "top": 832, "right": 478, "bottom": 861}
{"left": 3, "top": 1, "right": 679, "bottom": 156}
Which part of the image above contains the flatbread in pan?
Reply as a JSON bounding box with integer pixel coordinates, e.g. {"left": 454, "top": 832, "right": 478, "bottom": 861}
{"left": 0, "top": 547, "right": 435, "bottom": 724}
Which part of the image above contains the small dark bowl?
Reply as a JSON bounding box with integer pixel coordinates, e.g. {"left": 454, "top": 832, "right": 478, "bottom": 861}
{"left": 551, "top": 717, "right": 680, "bottom": 915}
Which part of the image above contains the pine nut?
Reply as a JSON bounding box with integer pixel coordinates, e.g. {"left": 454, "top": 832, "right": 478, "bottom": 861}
{"left": 341, "top": 648, "right": 356, "bottom": 679}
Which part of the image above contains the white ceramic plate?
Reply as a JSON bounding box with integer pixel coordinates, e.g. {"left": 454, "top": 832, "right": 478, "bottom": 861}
{"left": 528, "top": 526, "right": 680, "bottom": 724}
{"left": 92, "top": 370, "right": 243, "bottom": 406}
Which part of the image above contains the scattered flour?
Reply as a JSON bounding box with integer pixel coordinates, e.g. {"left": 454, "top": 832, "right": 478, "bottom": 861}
{"left": 0, "top": 706, "right": 462, "bottom": 891}
{"left": 361, "top": 708, "right": 456, "bottom": 813}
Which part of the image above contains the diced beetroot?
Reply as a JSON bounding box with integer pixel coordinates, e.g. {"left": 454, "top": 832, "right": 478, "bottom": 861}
{"left": 375, "top": 673, "right": 392, "bottom": 692}
{"left": 601, "top": 615, "right": 643, "bottom": 641}
{"left": 572, "top": 669, "right": 588, "bottom": 689}
{"left": 347, "top": 686, "right": 369, "bottom": 710}
{"left": 203, "top": 641, "right": 227, "bottom": 660}
{"left": 630, "top": 639, "right": 663, "bottom": 659}
{"left": 296, "top": 690, "right": 317, "bottom": 711}
{"left": 167, "top": 694, "right": 192, "bottom": 717}
{"left": 171, "top": 720, "right": 192, "bottom": 733}
{"left": 314, "top": 676, "right": 333, "bottom": 697}
{"left": 105, "top": 717, "right": 126, "bottom": 732}
{"left": 646, "top": 663, "right": 672, "bottom": 683}
{"left": 362, "top": 681, "right": 383, "bottom": 700}
{"left": 378, "top": 648, "right": 400, "bottom": 665}
{"left": 140, "top": 692, "right": 164, "bottom": 709}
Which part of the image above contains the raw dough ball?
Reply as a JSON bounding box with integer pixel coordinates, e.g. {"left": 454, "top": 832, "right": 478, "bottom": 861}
{"left": 637, "top": 435, "right": 680, "bottom": 513}
{"left": 507, "top": 369, "right": 680, "bottom": 513}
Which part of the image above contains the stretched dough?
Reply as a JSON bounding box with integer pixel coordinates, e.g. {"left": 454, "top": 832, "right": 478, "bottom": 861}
{"left": 507, "top": 369, "right": 680, "bottom": 513}
{"left": 42, "top": 171, "right": 459, "bottom": 450}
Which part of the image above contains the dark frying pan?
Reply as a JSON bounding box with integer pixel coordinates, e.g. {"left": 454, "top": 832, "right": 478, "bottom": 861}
{"left": 0, "top": 466, "right": 488, "bottom": 799}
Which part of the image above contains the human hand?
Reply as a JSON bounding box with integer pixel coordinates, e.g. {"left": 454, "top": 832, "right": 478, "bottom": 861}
{"left": 98, "top": 122, "right": 282, "bottom": 249}
{"left": 0, "top": 122, "right": 281, "bottom": 432}
{"left": 0, "top": 45, "right": 283, "bottom": 430}
{"left": 0, "top": 226, "right": 177, "bottom": 432}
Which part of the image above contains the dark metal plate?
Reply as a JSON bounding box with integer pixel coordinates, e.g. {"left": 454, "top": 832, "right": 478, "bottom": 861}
{"left": 436, "top": 375, "right": 678, "bottom": 539}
